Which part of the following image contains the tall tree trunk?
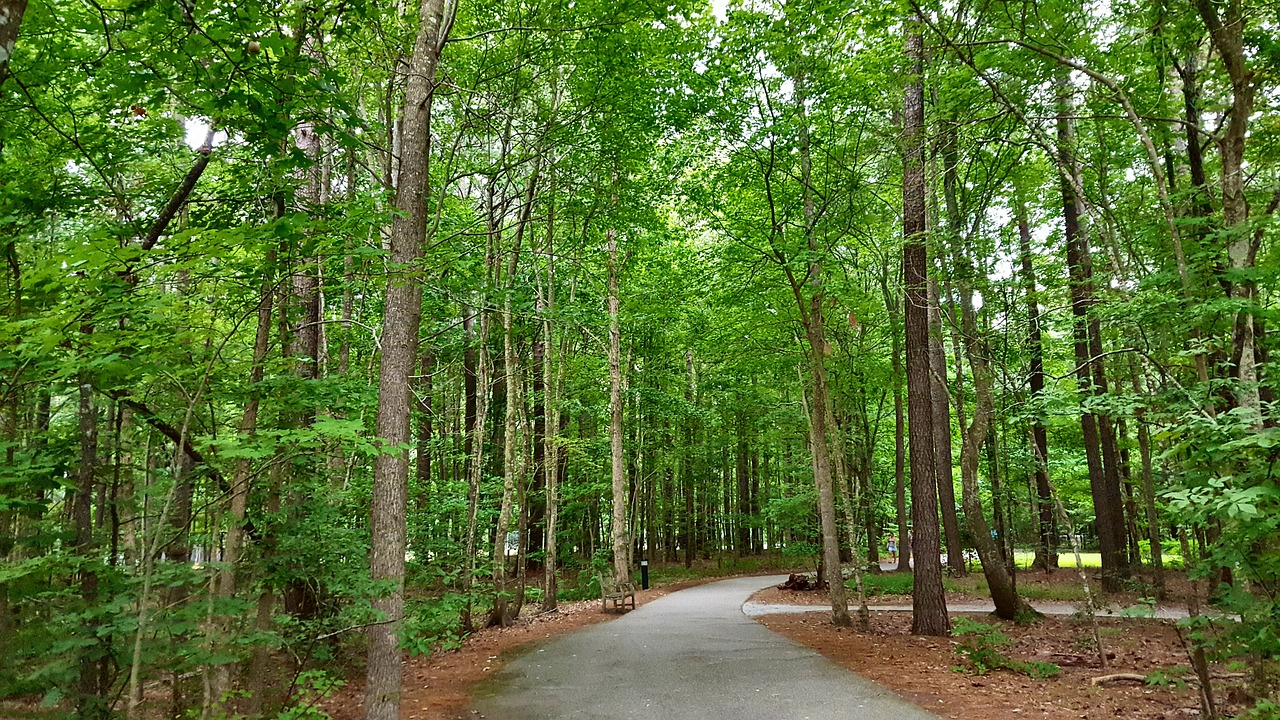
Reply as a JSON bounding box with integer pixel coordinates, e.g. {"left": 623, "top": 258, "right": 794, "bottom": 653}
{"left": 684, "top": 350, "right": 697, "bottom": 569}
{"left": 75, "top": 370, "right": 106, "bottom": 720}
{"left": 795, "top": 69, "right": 851, "bottom": 628}
{"left": 212, "top": 252, "right": 275, "bottom": 705}
{"left": 881, "top": 270, "right": 911, "bottom": 573}
{"left": 828, "top": 407, "right": 870, "bottom": 630}
{"left": 541, "top": 195, "right": 562, "bottom": 612}
{"left": 491, "top": 161, "right": 536, "bottom": 626}
{"left": 363, "top": 1, "right": 448, "bottom": 717}
{"left": 1057, "top": 75, "right": 1127, "bottom": 592}
{"left": 1017, "top": 198, "right": 1057, "bottom": 572}
{"left": 607, "top": 224, "right": 628, "bottom": 582}
{"left": 1128, "top": 354, "right": 1164, "bottom": 592}
{"left": 903, "top": 14, "right": 949, "bottom": 636}
{"left": 736, "top": 417, "right": 750, "bottom": 555}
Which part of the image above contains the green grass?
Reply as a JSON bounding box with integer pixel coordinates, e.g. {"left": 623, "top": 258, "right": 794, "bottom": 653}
{"left": 1011, "top": 551, "right": 1103, "bottom": 569}
{"left": 1010, "top": 548, "right": 1183, "bottom": 570}
{"left": 856, "top": 571, "right": 915, "bottom": 596}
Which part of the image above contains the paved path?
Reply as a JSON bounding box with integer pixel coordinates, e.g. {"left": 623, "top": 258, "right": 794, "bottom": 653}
{"left": 471, "top": 575, "right": 938, "bottom": 720}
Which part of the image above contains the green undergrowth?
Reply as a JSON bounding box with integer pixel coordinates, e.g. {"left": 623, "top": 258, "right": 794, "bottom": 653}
{"left": 851, "top": 569, "right": 1089, "bottom": 602}
{"left": 950, "top": 618, "right": 1061, "bottom": 680}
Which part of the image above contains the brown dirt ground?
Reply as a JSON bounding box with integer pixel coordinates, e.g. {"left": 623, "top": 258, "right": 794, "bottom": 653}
{"left": 756, "top": 607, "right": 1248, "bottom": 720}
{"left": 321, "top": 580, "right": 712, "bottom": 720}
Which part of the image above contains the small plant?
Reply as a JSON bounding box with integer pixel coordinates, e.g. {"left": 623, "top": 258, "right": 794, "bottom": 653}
{"left": 275, "top": 670, "right": 344, "bottom": 720}
{"left": 951, "top": 618, "right": 1060, "bottom": 680}
{"left": 1119, "top": 597, "right": 1158, "bottom": 618}
{"left": 1144, "top": 667, "right": 1188, "bottom": 688}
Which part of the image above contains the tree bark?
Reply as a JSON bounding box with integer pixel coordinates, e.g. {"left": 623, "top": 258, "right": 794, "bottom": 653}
{"left": 75, "top": 370, "right": 107, "bottom": 720}
{"left": 903, "top": 13, "right": 949, "bottom": 636}
{"left": 541, "top": 192, "right": 562, "bottom": 612}
{"left": 0, "top": 0, "right": 27, "bottom": 86}
{"left": 607, "top": 225, "right": 628, "bottom": 582}
{"left": 364, "top": 1, "right": 448, "bottom": 717}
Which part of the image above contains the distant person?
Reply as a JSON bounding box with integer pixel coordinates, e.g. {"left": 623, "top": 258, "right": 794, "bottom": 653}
{"left": 887, "top": 535, "right": 898, "bottom": 563}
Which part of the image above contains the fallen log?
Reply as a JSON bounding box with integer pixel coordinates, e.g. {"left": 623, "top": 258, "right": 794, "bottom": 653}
{"left": 1090, "top": 673, "right": 1147, "bottom": 687}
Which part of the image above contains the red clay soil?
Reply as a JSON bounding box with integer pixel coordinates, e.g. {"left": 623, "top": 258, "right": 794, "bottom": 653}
{"left": 322, "top": 581, "right": 707, "bottom": 720}
{"left": 757, "top": 609, "right": 1247, "bottom": 720}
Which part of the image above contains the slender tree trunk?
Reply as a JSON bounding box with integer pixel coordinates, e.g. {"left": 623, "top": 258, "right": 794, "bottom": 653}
{"left": 75, "top": 370, "right": 106, "bottom": 720}
{"left": 462, "top": 304, "right": 491, "bottom": 632}
{"left": 881, "top": 271, "right": 911, "bottom": 573}
{"left": 1017, "top": 199, "right": 1057, "bottom": 572}
{"left": 212, "top": 252, "right": 275, "bottom": 705}
{"left": 794, "top": 69, "right": 851, "bottom": 627}
{"left": 684, "top": 350, "right": 697, "bottom": 569}
{"left": 1127, "top": 354, "right": 1164, "bottom": 592}
{"left": 928, "top": 278, "right": 964, "bottom": 574}
{"left": 1057, "top": 75, "right": 1127, "bottom": 592}
{"left": 363, "top": 1, "right": 448, "bottom": 717}
{"left": 828, "top": 406, "right": 870, "bottom": 630}
{"left": 903, "top": 14, "right": 949, "bottom": 636}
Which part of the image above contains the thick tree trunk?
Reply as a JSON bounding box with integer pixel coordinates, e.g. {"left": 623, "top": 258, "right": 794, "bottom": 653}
{"left": 364, "top": 1, "right": 448, "bottom": 718}
{"left": 607, "top": 228, "right": 628, "bottom": 582}
{"left": 903, "top": 14, "right": 949, "bottom": 636}
{"left": 0, "top": 0, "right": 27, "bottom": 86}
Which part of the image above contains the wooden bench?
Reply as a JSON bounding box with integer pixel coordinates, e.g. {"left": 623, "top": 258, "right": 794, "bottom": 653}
{"left": 598, "top": 572, "right": 637, "bottom": 613}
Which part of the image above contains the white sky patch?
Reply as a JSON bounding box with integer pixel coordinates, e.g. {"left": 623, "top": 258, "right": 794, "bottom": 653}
{"left": 712, "top": 0, "right": 728, "bottom": 21}
{"left": 184, "top": 117, "right": 228, "bottom": 151}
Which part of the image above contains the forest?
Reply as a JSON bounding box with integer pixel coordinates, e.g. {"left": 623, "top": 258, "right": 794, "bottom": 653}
{"left": 0, "top": 0, "right": 1277, "bottom": 716}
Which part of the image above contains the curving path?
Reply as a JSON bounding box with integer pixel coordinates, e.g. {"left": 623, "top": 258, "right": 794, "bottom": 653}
{"left": 470, "top": 575, "right": 938, "bottom": 720}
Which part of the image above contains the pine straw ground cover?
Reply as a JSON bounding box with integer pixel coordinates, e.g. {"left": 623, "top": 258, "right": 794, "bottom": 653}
{"left": 757, "top": 608, "right": 1250, "bottom": 720}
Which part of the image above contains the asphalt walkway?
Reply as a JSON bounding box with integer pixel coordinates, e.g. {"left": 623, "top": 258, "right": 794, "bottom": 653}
{"left": 471, "top": 574, "right": 939, "bottom": 720}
